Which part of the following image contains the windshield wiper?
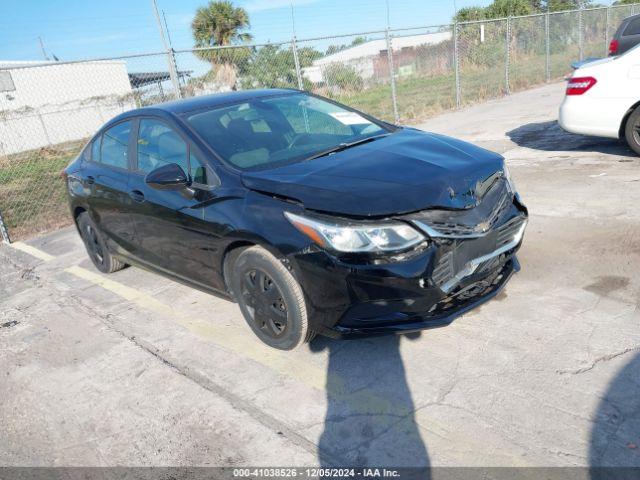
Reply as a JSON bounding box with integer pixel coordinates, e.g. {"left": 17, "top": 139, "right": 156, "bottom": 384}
{"left": 304, "top": 133, "right": 392, "bottom": 161}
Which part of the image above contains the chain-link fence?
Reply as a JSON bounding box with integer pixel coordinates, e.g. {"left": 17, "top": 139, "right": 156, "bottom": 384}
{"left": 1, "top": 2, "right": 638, "bottom": 242}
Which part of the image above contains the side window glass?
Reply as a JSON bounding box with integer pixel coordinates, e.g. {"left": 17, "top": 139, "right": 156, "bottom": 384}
{"left": 190, "top": 153, "right": 210, "bottom": 185}
{"left": 100, "top": 121, "right": 131, "bottom": 169}
{"left": 624, "top": 18, "right": 640, "bottom": 36}
{"left": 137, "top": 119, "right": 188, "bottom": 175}
{"left": 90, "top": 138, "right": 100, "bottom": 162}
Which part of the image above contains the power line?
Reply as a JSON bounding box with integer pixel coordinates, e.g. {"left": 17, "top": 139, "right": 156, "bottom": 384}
{"left": 162, "top": 9, "right": 174, "bottom": 48}
{"left": 38, "top": 36, "right": 49, "bottom": 60}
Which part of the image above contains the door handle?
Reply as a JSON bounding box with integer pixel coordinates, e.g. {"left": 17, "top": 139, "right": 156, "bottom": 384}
{"left": 86, "top": 176, "right": 95, "bottom": 185}
{"left": 129, "top": 190, "right": 145, "bottom": 203}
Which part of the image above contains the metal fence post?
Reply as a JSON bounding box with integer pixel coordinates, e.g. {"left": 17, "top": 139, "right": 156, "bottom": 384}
{"left": 291, "top": 36, "right": 304, "bottom": 90}
{"left": 505, "top": 16, "right": 511, "bottom": 95}
{"left": 385, "top": 29, "right": 400, "bottom": 124}
{"left": 167, "top": 49, "right": 182, "bottom": 99}
{"left": 0, "top": 209, "right": 11, "bottom": 244}
{"left": 578, "top": 7, "right": 584, "bottom": 61}
{"left": 37, "top": 113, "right": 51, "bottom": 146}
{"left": 545, "top": 11, "right": 551, "bottom": 82}
{"left": 605, "top": 6, "right": 610, "bottom": 56}
{"left": 454, "top": 22, "right": 461, "bottom": 108}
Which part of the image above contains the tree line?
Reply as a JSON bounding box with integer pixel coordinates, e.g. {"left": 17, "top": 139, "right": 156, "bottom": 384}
{"left": 455, "top": 0, "right": 638, "bottom": 22}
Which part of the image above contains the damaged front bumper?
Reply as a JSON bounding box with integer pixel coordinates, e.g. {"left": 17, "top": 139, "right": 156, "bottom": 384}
{"left": 290, "top": 182, "right": 528, "bottom": 339}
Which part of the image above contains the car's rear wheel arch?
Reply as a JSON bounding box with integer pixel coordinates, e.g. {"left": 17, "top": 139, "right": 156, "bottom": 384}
{"left": 72, "top": 206, "right": 87, "bottom": 234}
{"left": 76, "top": 211, "right": 126, "bottom": 274}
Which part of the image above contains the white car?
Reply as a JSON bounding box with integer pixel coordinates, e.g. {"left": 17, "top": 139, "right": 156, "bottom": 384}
{"left": 559, "top": 45, "right": 640, "bottom": 155}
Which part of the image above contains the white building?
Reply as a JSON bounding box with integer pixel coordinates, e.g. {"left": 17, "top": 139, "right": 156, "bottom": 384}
{"left": 0, "top": 60, "right": 135, "bottom": 155}
{"left": 303, "top": 31, "right": 452, "bottom": 84}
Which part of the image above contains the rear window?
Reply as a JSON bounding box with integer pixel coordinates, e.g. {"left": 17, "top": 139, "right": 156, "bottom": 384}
{"left": 100, "top": 121, "right": 131, "bottom": 170}
{"left": 623, "top": 17, "right": 640, "bottom": 36}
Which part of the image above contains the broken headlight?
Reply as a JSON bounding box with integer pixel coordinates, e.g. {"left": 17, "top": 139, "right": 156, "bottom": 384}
{"left": 285, "top": 212, "right": 426, "bottom": 253}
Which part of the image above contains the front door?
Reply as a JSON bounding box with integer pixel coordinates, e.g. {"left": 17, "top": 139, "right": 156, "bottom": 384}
{"left": 127, "top": 117, "right": 219, "bottom": 288}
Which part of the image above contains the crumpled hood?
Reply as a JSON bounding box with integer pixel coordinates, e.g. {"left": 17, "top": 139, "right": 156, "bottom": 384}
{"left": 241, "top": 128, "right": 505, "bottom": 217}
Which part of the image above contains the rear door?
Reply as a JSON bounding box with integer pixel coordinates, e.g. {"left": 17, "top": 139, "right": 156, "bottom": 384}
{"left": 83, "top": 120, "right": 136, "bottom": 255}
{"left": 127, "top": 117, "right": 220, "bottom": 287}
{"left": 619, "top": 16, "right": 640, "bottom": 54}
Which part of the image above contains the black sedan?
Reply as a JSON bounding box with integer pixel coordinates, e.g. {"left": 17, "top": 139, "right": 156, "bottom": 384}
{"left": 63, "top": 89, "right": 528, "bottom": 350}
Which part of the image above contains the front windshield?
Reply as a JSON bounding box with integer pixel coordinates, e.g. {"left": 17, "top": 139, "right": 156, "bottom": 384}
{"left": 186, "top": 93, "right": 390, "bottom": 171}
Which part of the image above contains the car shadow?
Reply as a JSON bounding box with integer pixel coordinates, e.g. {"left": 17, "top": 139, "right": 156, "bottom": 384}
{"left": 589, "top": 352, "right": 640, "bottom": 479}
{"left": 309, "top": 333, "right": 430, "bottom": 476}
{"left": 506, "top": 121, "right": 634, "bottom": 156}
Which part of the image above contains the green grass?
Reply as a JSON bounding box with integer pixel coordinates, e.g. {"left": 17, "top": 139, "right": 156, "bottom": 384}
{"left": 324, "top": 44, "right": 596, "bottom": 125}
{"left": 0, "top": 144, "right": 82, "bottom": 241}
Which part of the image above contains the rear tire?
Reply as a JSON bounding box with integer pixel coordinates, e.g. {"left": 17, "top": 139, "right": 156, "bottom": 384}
{"left": 77, "top": 212, "right": 126, "bottom": 274}
{"left": 229, "top": 246, "right": 309, "bottom": 350}
{"left": 624, "top": 107, "right": 640, "bottom": 156}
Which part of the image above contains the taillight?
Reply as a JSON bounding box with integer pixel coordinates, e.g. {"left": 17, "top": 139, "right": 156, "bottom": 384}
{"left": 609, "top": 39, "right": 619, "bottom": 56}
{"left": 566, "top": 77, "right": 597, "bottom": 96}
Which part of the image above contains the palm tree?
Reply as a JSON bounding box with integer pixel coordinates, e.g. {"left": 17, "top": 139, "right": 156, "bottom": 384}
{"left": 192, "top": 1, "right": 253, "bottom": 89}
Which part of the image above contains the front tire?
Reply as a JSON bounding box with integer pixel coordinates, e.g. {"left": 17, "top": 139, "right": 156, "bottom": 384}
{"left": 77, "top": 212, "right": 126, "bottom": 274}
{"left": 229, "top": 246, "right": 309, "bottom": 350}
{"left": 624, "top": 106, "right": 640, "bottom": 156}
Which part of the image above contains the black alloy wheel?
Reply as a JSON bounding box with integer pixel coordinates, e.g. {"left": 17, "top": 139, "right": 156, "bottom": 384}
{"left": 230, "top": 246, "right": 309, "bottom": 350}
{"left": 83, "top": 222, "right": 104, "bottom": 266}
{"left": 242, "top": 269, "right": 289, "bottom": 339}
{"left": 76, "top": 212, "right": 126, "bottom": 274}
{"left": 625, "top": 106, "right": 640, "bottom": 156}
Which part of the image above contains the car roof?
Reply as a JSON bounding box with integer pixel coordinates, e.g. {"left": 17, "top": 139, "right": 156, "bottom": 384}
{"left": 617, "top": 13, "right": 640, "bottom": 30}
{"left": 129, "top": 88, "right": 300, "bottom": 117}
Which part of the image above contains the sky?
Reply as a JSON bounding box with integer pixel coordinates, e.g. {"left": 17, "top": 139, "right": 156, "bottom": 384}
{"left": 0, "top": 0, "right": 493, "bottom": 62}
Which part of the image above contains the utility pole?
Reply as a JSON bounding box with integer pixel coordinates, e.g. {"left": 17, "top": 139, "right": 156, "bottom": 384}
{"left": 151, "top": 0, "right": 182, "bottom": 98}
{"left": 384, "top": 0, "right": 399, "bottom": 122}
{"left": 38, "top": 37, "right": 49, "bottom": 61}
{"left": 290, "top": 1, "right": 297, "bottom": 38}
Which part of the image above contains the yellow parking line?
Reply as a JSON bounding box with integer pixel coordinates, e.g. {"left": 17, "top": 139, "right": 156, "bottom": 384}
{"left": 65, "top": 265, "right": 331, "bottom": 392}
{"left": 10, "top": 242, "right": 55, "bottom": 262}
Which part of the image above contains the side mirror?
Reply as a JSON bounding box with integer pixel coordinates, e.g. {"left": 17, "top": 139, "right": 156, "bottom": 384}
{"left": 145, "top": 163, "right": 190, "bottom": 191}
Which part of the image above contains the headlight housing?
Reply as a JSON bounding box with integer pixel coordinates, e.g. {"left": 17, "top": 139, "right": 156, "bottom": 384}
{"left": 503, "top": 162, "right": 516, "bottom": 194}
{"left": 285, "top": 212, "right": 426, "bottom": 253}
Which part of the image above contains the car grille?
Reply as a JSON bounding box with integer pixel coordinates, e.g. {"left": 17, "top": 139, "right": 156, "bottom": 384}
{"left": 428, "top": 213, "right": 526, "bottom": 292}
{"left": 408, "top": 176, "right": 512, "bottom": 238}
{"left": 425, "top": 190, "right": 511, "bottom": 238}
{"left": 404, "top": 174, "right": 527, "bottom": 292}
